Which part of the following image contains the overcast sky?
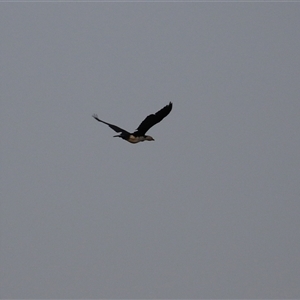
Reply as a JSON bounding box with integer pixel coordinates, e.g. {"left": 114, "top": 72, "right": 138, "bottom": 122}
{"left": 1, "top": 2, "right": 300, "bottom": 299}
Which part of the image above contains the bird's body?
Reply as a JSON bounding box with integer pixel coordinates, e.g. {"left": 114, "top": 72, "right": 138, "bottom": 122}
{"left": 93, "top": 102, "right": 172, "bottom": 144}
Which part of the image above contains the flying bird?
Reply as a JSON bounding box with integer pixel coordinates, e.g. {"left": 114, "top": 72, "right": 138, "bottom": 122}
{"left": 92, "top": 102, "right": 172, "bottom": 144}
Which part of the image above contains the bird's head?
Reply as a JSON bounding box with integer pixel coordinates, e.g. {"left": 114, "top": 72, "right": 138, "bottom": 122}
{"left": 145, "top": 135, "right": 155, "bottom": 141}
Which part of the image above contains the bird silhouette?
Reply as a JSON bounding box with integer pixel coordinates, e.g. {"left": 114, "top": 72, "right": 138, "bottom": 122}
{"left": 92, "top": 102, "right": 172, "bottom": 143}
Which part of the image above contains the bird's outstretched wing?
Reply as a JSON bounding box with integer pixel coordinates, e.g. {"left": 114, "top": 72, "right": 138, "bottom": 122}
{"left": 92, "top": 114, "right": 129, "bottom": 134}
{"left": 135, "top": 102, "right": 172, "bottom": 136}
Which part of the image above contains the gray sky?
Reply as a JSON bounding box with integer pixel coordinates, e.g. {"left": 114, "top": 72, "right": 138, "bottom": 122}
{"left": 1, "top": 2, "right": 300, "bottom": 299}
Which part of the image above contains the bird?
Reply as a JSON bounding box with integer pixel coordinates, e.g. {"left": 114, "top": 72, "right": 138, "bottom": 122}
{"left": 92, "top": 102, "right": 172, "bottom": 144}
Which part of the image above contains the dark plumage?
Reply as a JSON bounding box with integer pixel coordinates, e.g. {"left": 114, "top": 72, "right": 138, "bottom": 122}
{"left": 92, "top": 102, "right": 172, "bottom": 143}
